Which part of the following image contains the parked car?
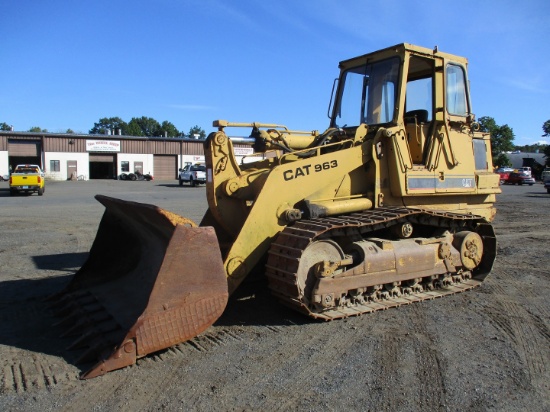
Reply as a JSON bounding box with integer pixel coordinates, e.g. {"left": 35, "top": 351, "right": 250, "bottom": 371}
{"left": 505, "top": 172, "right": 535, "bottom": 186}
{"left": 541, "top": 167, "right": 550, "bottom": 182}
{"left": 545, "top": 180, "right": 550, "bottom": 194}
{"left": 9, "top": 164, "right": 45, "bottom": 196}
{"left": 495, "top": 167, "right": 513, "bottom": 184}
{"left": 179, "top": 163, "right": 207, "bottom": 186}
{"left": 518, "top": 167, "right": 532, "bottom": 177}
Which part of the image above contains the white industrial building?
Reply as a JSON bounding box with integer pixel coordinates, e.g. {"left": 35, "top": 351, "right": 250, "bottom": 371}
{"left": 0, "top": 131, "right": 255, "bottom": 180}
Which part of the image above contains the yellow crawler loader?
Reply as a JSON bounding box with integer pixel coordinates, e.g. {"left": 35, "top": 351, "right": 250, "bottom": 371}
{"left": 51, "top": 43, "right": 499, "bottom": 378}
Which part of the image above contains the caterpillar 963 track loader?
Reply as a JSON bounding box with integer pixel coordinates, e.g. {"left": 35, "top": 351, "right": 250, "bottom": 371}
{"left": 51, "top": 43, "right": 499, "bottom": 378}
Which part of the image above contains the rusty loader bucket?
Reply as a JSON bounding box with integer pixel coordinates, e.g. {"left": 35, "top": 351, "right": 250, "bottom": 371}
{"left": 50, "top": 195, "right": 228, "bottom": 379}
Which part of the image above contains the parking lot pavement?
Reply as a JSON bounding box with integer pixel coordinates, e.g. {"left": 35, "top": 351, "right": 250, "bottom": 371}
{"left": 0, "top": 179, "right": 208, "bottom": 283}
{"left": 1, "top": 178, "right": 549, "bottom": 411}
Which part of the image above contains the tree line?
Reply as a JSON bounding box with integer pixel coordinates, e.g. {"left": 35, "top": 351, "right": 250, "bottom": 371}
{"left": 0, "top": 117, "right": 206, "bottom": 139}
{"left": 478, "top": 117, "right": 550, "bottom": 168}
{"left": 88, "top": 117, "right": 206, "bottom": 139}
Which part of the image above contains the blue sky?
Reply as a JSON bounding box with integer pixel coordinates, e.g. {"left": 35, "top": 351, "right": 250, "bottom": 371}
{"left": 2, "top": 0, "right": 549, "bottom": 145}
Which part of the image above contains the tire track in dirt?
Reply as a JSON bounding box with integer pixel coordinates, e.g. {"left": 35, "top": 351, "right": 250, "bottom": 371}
{"left": 0, "top": 299, "right": 81, "bottom": 394}
{"left": 234, "top": 313, "right": 427, "bottom": 411}
{"left": 1, "top": 353, "right": 78, "bottom": 394}
{"left": 181, "top": 328, "right": 246, "bottom": 353}
{"left": 229, "top": 322, "right": 377, "bottom": 411}
{"left": 90, "top": 326, "right": 251, "bottom": 410}
{"left": 268, "top": 328, "right": 367, "bottom": 411}
{"left": 496, "top": 230, "right": 549, "bottom": 240}
{"left": 56, "top": 377, "right": 130, "bottom": 412}
{"left": 481, "top": 273, "right": 549, "bottom": 393}
{"left": 0, "top": 288, "right": 293, "bottom": 406}
{"left": 110, "top": 292, "right": 316, "bottom": 409}
{"left": 406, "top": 303, "right": 447, "bottom": 411}
{"left": 149, "top": 319, "right": 380, "bottom": 411}
{"left": 367, "top": 328, "right": 402, "bottom": 411}
{"left": 196, "top": 324, "right": 337, "bottom": 411}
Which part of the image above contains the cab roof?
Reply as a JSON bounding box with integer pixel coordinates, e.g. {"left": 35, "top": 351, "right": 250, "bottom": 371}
{"left": 338, "top": 43, "right": 468, "bottom": 70}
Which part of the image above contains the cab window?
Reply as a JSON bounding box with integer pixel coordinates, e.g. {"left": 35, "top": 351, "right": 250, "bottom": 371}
{"left": 406, "top": 77, "right": 432, "bottom": 121}
{"left": 446, "top": 64, "right": 468, "bottom": 116}
{"left": 334, "top": 57, "right": 400, "bottom": 127}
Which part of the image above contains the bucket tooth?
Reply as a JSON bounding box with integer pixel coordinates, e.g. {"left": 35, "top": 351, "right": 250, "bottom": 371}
{"left": 51, "top": 293, "right": 97, "bottom": 316}
{"left": 61, "top": 318, "right": 94, "bottom": 338}
{"left": 47, "top": 290, "right": 76, "bottom": 306}
{"left": 73, "top": 292, "right": 97, "bottom": 305}
{"left": 50, "top": 296, "right": 75, "bottom": 316}
{"left": 75, "top": 333, "right": 119, "bottom": 364}
{"left": 76, "top": 343, "right": 108, "bottom": 365}
{"left": 53, "top": 304, "right": 77, "bottom": 318}
{"left": 68, "top": 322, "right": 120, "bottom": 350}
{"left": 50, "top": 290, "right": 93, "bottom": 309}
{"left": 55, "top": 303, "right": 106, "bottom": 332}
{"left": 45, "top": 290, "right": 66, "bottom": 302}
{"left": 68, "top": 331, "right": 98, "bottom": 350}
{"left": 54, "top": 311, "right": 80, "bottom": 328}
{"left": 81, "top": 340, "right": 139, "bottom": 379}
{"left": 62, "top": 311, "right": 115, "bottom": 337}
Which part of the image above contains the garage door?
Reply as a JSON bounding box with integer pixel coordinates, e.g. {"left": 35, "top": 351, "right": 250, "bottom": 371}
{"left": 89, "top": 154, "right": 116, "bottom": 179}
{"left": 154, "top": 155, "right": 177, "bottom": 180}
{"left": 8, "top": 140, "right": 40, "bottom": 156}
{"left": 89, "top": 154, "right": 116, "bottom": 162}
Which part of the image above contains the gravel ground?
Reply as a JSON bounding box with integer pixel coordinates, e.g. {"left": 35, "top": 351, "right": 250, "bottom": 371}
{"left": 0, "top": 179, "right": 548, "bottom": 411}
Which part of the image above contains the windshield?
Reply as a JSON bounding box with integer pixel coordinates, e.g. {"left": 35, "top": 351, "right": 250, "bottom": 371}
{"left": 333, "top": 57, "right": 400, "bottom": 127}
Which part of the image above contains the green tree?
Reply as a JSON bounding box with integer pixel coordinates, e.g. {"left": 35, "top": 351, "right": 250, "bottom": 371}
{"left": 89, "top": 117, "right": 128, "bottom": 135}
{"left": 513, "top": 143, "right": 547, "bottom": 153}
{"left": 187, "top": 125, "right": 206, "bottom": 140}
{"left": 541, "top": 120, "right": 550, "bottom": 166}
{"left": 477, "top": 116, "right": 515, "bottom": 159}
{"left": 159, "top": 121, "right": 180, "bottom": 137}
{"left": 127, "top": 116, "right": 161, "bottom": 137}
{"left": 0, "top": 122, "right": 11, "bottom": 131}
{"left": 544, "top": 145, "right": 550, "bottom": 167}
{"left": 29, "top": 126, "right": 48, "bottom": 132}
{"left": 494, "top": 153, "right": 512, "bottom": 168}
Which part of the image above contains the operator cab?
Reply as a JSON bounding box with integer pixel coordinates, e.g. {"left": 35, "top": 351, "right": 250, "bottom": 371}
{"left": 331, "top": 44, "right": 473, "bottom": 169}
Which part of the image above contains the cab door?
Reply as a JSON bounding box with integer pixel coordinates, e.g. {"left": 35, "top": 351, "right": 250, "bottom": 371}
{"left": 402, "top": 55, "right": 437, "bottom": 195}
{"left": 432, "top": 62, "right": 476, "bottom": 194}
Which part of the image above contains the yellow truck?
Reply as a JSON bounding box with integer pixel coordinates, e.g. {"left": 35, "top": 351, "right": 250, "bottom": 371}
{"left": 9, "top": 164, "right": 45, "bottom": 196}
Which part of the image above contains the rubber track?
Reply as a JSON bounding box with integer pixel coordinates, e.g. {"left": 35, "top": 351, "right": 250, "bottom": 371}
{"left": 265, "top": 206, "right": 489, "bottom": 320}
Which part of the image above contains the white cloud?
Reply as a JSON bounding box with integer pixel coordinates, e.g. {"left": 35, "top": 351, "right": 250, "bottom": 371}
{"left": 515, "top": 136, "right": 549, "bottom": 146}
{"left": 167, "top": 104, "right": 217, "bottom": 111}
{"left": 505, "top": 78, "right": 549, "bottom": 94}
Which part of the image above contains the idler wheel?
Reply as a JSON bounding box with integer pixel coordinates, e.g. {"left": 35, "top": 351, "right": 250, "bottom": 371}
{"left": 453, "top": 231, "right": 484, "bottom": 270}
{"left": 296, "top": 240, "right": 345, "bottom": 306}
